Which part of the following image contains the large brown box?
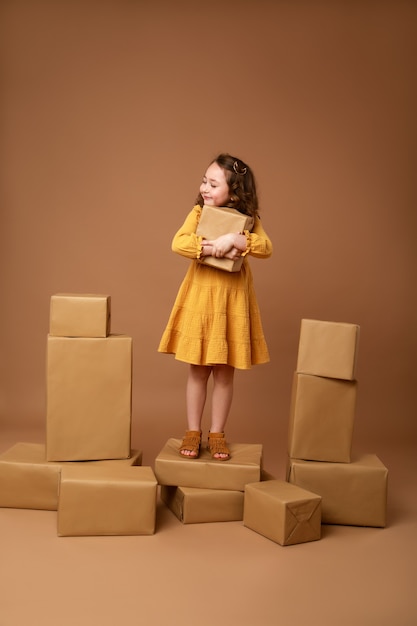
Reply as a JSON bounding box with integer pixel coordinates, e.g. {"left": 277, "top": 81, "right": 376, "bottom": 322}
{"left": 196, "top": 205, "right": 254, "bottom": 272}
{"left": 57, "top": 465, "right": 157, "bottom": 536}
{"left": 49, "top": 293, "right": 111, "bottom": 338}
{"left": 287, "top": 372, "right": 357, "bottom": 462}
{"left": 296, "top": 318, "right": 360, "bottom": 380}
{"left": 244, "top": 480, "right": 321, "bottom": 546}
{"left": 0, "top": 442, "right": 142, "bottom": 510}
{"left": 155, "top": 439, "right": 262, "bottom": 491}
{"left": 46, "top": 334, "right": 132, "bottom": 461}
{"left": 287, "top": 454, "right": 388, "bottom": 527}
{"left": 161, "top": 485, "right": 244, "bottom": 524}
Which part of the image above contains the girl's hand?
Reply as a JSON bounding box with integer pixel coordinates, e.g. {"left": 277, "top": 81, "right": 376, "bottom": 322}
{"left": 200, "top": 241, "right": 214, "bottom": 257}
{"left": 223, "top": 247, "right": 242, "bottom": 260}
{"left": 201, "top": 241, "right": 241, "bottom": 260}
{"left": 204, "top": 234, "right": 236, "bottom": 258}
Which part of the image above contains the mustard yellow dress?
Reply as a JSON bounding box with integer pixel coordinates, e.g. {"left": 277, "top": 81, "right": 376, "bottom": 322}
{"left": 158, "top": 205, "right": 273, "bottom": 370}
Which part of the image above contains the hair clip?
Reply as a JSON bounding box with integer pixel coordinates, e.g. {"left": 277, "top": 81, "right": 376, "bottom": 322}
{"left": 233, "top": 160, "right": 247, "bottom": 175}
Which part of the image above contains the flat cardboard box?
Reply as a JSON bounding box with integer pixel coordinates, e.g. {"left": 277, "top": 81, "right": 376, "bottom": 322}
{"left": 196, "top": 205, "right": 254, "bottom": 272}
{"left": 287, "top": 454, "right": 388, "bottom": 527}
{"left": 57, "top": 465, "right": 157, "bottom": 536}
{"left": 0, "top": 442, "right": 142, "bottom": 510}
{"left": 155, "top": 439, "right": 262, "bottom": 491}
{"left": 46, "top": 334, "right": 132, "bottom": 461}
{"left": 161, "top": 485, "right": 244, "bottom": 523}
{"left": 49, "top": 293, "right": 111, "bottom": 338}
{"left": 296, "top": 318, "right": 360, "bottom": 380}
{"left": 287, "top": 372, "right": 357, "bottom": 462}
{"left": 244, "top": 480, "right": 321, "bottom": 546}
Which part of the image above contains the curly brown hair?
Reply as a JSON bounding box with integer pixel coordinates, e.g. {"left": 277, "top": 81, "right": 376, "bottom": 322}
{"left": 196, "top": 153, "right": 259, "bottom": 218}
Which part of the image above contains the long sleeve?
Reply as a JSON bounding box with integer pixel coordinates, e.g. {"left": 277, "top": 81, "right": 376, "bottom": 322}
{"left": 243, "top": 215, "right": 273, "bottom": 259}
{"left": 171, "top": 205, "right": 203, "bottom": 259}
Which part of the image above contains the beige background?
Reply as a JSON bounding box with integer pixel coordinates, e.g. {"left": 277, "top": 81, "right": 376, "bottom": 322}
{"left": 1, "top": 2, "right": 416, "bottom": 624}
{"left": 1, "top": 0, "right": 415, "bottom": 465}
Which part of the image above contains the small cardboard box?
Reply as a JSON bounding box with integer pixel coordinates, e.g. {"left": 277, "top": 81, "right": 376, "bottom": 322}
{"left": 57, "top": 465, "right": 157, "bottom": 536}
{"left": 161, "top": 485, "right": 244, "bottom": 523}
{"left": 155, "top": 439, "right": 262, "bottom": 491}
{"left": 244, "top": 480, "right": 321, "bottom": 546}
{"left": 196, "top": 205, "right": 254, "bottom": 272}
{"left": 46, "top": 334, "right": 132, "bottom": 461}
{"left": 0, "top": 442, "right": 142, "bottom": 510}
{"left": 49, "top": 293, "right": 111, "bottom": 338}
{"left": 296, "top": 319, "right": 360, "bottom": 380}
{"left": 287, "top": 454, "right": 388, "bottom": 527}
{"left": 287, "top": 372, "right": 357, "bottom": 462}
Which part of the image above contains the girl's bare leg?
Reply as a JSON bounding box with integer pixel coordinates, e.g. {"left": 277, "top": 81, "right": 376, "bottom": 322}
{"left": 182, "top": 364, "right": 212, "bottom": 457}
{"left": 210, "top": 364, "right": 235, "bottom": 459}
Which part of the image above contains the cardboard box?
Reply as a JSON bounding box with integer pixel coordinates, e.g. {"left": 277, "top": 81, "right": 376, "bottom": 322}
{"left": 161, "top": 485, "right": 244, "bottom": 523}
{"left": 57, "top": 465, "right": 157, "bottom": 536}
{"left": 49, "top": 293, "right": 111, "bottom": 338}
{"left": 296, "top": 318, "right": 360, "bottom": 380}
{"left": 155, "top": 439, "right": 262, "bottom": 491}
{"left": 287, "top": 372, "right": 357, "bottom": 462}
{"left": 46, "top": 334, "right": 132, "bottom": 461}
{"left": 287, "top": 454, "right": 388, "bottom": 527}
{"left": 244, "top": 480, "right": 321, "bottom": 546}
{"left": 0, "top": 442, "right": 61, "bottom": 510}
{"left": 0, "top": 442, "right": 142, "bottom": 510}
{"left": 196, "top": 205, "right": 254, "bottom": 272}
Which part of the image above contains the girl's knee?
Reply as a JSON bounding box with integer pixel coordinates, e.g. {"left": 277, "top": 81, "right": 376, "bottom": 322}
{"left": 213, "top": 364, "right": 235, "bottom": 384}
{"left": 189, "top": 364, "right": 212, "bottom": 382}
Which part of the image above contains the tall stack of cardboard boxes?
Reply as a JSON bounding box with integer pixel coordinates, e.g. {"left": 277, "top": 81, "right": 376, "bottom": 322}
{"left": 0, "top": 294, "right": 157, "bottom": 536}
{"left": 242, "top": 318, "right": 388, "bottom": 546}
{"left": 286, "top": 319, "right": 388, "bottom": 528}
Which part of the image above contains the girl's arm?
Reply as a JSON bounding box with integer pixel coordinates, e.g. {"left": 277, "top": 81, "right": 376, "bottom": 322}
{"left": 242, "top": 215, "right": 273, "bottom": 258}
{"left": 202, "top": 233, "right": 247, "bottom": 258}
{"left": 172, "top": 206, "right": 272, "bottom": 261}
{"left": 171, "top": 206, "right": 237, "bottom": 260}
{"left": 171, "top": 206, "right": 204, "bottom": 260}
{"left": 203, "top": 215, "right": 273, "bottom": 259}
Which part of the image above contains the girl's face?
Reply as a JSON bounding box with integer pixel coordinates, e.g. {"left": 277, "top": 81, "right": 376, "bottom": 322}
{"left": 200, "top": 162, "right": 230, "bottom": 207}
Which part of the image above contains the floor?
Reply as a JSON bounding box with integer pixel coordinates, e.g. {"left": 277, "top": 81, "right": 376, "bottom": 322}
{"left": 0, "top": 428, "right": 416, "bottom": 626}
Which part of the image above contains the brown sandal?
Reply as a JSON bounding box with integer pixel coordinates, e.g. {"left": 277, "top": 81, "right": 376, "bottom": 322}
{"left": 179, "top": 430, "right": 201, "bottom": 459}
{"left": 207, "top": 432, "right": 231, "bottom": 461}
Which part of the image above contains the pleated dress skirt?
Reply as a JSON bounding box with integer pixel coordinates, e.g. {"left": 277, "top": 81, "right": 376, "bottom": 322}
{"left": 158, "top": 259, "right": 269, "bottom": 370}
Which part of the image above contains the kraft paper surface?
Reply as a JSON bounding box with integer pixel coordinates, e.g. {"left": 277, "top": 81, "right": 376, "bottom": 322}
{"left": 296, "top": 318, "right": 360, "bottom": 380}
{"left": 0, "top": 442, "right": 142, "bottom": 510}
{"left": 244, "top": 479, "right": 321, "bottom": 546}
{"left": 287, "top": 372, "right": 357, "bottom": 462}
{"left": 287, "top": 454, "right": 388, "bottom": 527}
{"left": 46, "top": 334, "right": 132, "bottom": 461}
{"left": 161, "top": 485, "right": 244, "bottom": 523}
{"left": 0, "top": 442, "right": 61, "bottom": 510}
{"left": 49, "top": 293, "right": 111, "bottom": 338}
{"left": 57, "top": 465, "right": 157, "bottom": 536}
{"left": 196, "top": 205, "right": 254, "bottom": 272}
{"left": 155, "top": 438, "right": 262, "bottom": 491}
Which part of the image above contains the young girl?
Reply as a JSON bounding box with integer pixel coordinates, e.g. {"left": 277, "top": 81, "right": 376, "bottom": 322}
{"left": 158, "top": 153, "right": 272, "bottom": 460}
